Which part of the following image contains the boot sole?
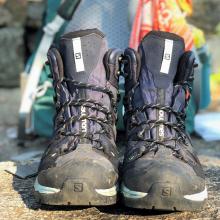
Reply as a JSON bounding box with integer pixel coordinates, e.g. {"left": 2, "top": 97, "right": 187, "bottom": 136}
{"left": 121, "top": 182, "right": 207, "bottom": 211}
{"left": 34, "top": 177, "right": 117, "bottom": 206}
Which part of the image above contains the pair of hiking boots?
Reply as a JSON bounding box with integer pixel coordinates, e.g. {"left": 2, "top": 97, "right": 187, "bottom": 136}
{"left": 34, "top": 29, "right": 207, "bottom": 211}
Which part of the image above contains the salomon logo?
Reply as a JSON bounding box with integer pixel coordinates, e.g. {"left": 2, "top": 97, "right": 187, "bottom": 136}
{"left": 81, "top": 106, "right": 87, "bottom": 133}
{"left": 72, "top": 37, "right": 85, "bottom": 72}
{"left": 161, "top": 187, "right": 171, "bottom": 197}
{"left": 75, "top": 52, "right": 82, "bottom": 59}
{"left": 74, "top": 183, "right": 83, "bottom": 192}
{"left": 160, "top": 39, "right": 173, "bottom": 74}
{"left": 158, "top": 110, "right": 165, "bottom": 138}
{"left": 164, "top": 53, "right": 171, "bottom": 60}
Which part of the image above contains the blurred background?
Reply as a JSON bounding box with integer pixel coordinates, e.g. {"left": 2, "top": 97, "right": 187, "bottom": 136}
{"left": 0, "top": 0, "right": 220, "bottom": 164}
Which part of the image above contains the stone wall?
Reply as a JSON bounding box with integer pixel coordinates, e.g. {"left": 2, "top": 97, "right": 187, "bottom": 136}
{"left": 189, "top": 0, "right": 220, "bottom": 73}
{"left": 189, "top": 0, "right": 220, "bottom": 35}
{"left": 0, "top": 0, "right": 45, "bottom": 87}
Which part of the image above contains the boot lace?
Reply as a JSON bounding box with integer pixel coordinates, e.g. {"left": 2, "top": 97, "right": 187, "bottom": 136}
{"left": 124, "top": 82, "right": 192, "bottom": 163}
{"left": 53, "top": 77, "right": 118, "bottom": 151}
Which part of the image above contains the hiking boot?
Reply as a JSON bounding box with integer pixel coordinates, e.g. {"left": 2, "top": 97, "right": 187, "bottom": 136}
{"left": 121, "top": 31, "right": 207, "bottom": 211}
{"left": 34, "top": 29, "right": 122, "bottom": 205}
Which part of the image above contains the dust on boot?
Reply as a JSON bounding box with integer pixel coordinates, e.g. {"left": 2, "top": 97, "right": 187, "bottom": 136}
{"left": 121, "top": 31, "right": 207, "bottom": 211}
{"left": 34, "top": 29, "right": 122, "bottom": 206}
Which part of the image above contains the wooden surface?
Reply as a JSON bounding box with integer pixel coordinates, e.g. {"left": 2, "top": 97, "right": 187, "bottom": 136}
{"left": 0, "top": 159, "right": 219, "bottom": 220}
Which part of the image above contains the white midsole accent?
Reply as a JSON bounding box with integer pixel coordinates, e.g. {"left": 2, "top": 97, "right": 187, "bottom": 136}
{"left": 35, "top": 177, "right": 117, "bottom": 196}
{"left": 34, "top": 178, "right": 61, "bottom": 194}
{"left": 121, "top": 183, "right": 148, "bottom": 199}
{"left": 184, "top": 186, "right": 208, "bottom": 202}
{"left": 95, "top": 185, "right": 117, "bottom": 197}
{"left": 121, "top": 183, "right": 207, "bottom": 202}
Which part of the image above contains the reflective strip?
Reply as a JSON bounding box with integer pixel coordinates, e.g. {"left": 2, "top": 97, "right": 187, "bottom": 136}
{"left": 72, "top": 37, "right": 85, "bottom": 72}
{"left": 95, "top": 185, "right": 117, "bottom": 197}
{"left": 160, "top": 39, "right": 173, "bottom": 74}
{"left": 34, "top": 178, "right": 60, "bottom": 194}
{"left": 121, "top": 183, "right": 147, "bottom": 199}
{"left": 184, "top": 186, "right": 208, "bottom": 202}
{"left": 158, "top": 109, "right": 165, "bottom": 138}
{"left": 80, "top": 105, "right": 87, "bottom": 133}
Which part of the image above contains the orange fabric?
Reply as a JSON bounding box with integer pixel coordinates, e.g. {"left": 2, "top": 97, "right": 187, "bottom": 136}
{"left": 129, "top": 0, "right": 194, "bottom": 51}
{"left": 177, "top": 0, "right": 193, "bottom": 15}
{"left": 186, "top": 89, "right": 191, "bottom": 100}
{"left": 129, "top": 0, "right": 143, "bottom": 50}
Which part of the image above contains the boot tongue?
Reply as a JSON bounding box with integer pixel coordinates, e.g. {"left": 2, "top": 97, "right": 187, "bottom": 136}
{"left": 133, "top": 31, "right": 185, "bottom": 141}
{"left": 59, "top": 29, "right": 107, "bottom": 94}
{"left": 135, "top": 31, "right": 185, "bottom": 109}
{"left": 56, "top": 29, "right": 110, "bottom": 138}
{"left": 139, "top": 31, "right": 185, "bottom": 89}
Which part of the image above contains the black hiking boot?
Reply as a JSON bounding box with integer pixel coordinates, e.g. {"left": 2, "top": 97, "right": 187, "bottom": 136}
{"left": 34, "top": 29, "right": 122, "bottom": 206}
{"left": 121, "top": 31, "right": 207, "bottom": 211}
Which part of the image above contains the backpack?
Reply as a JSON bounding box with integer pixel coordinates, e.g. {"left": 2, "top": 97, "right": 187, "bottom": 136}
{"left": 22, "top": 0, "right": 211, "bottom": 138}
